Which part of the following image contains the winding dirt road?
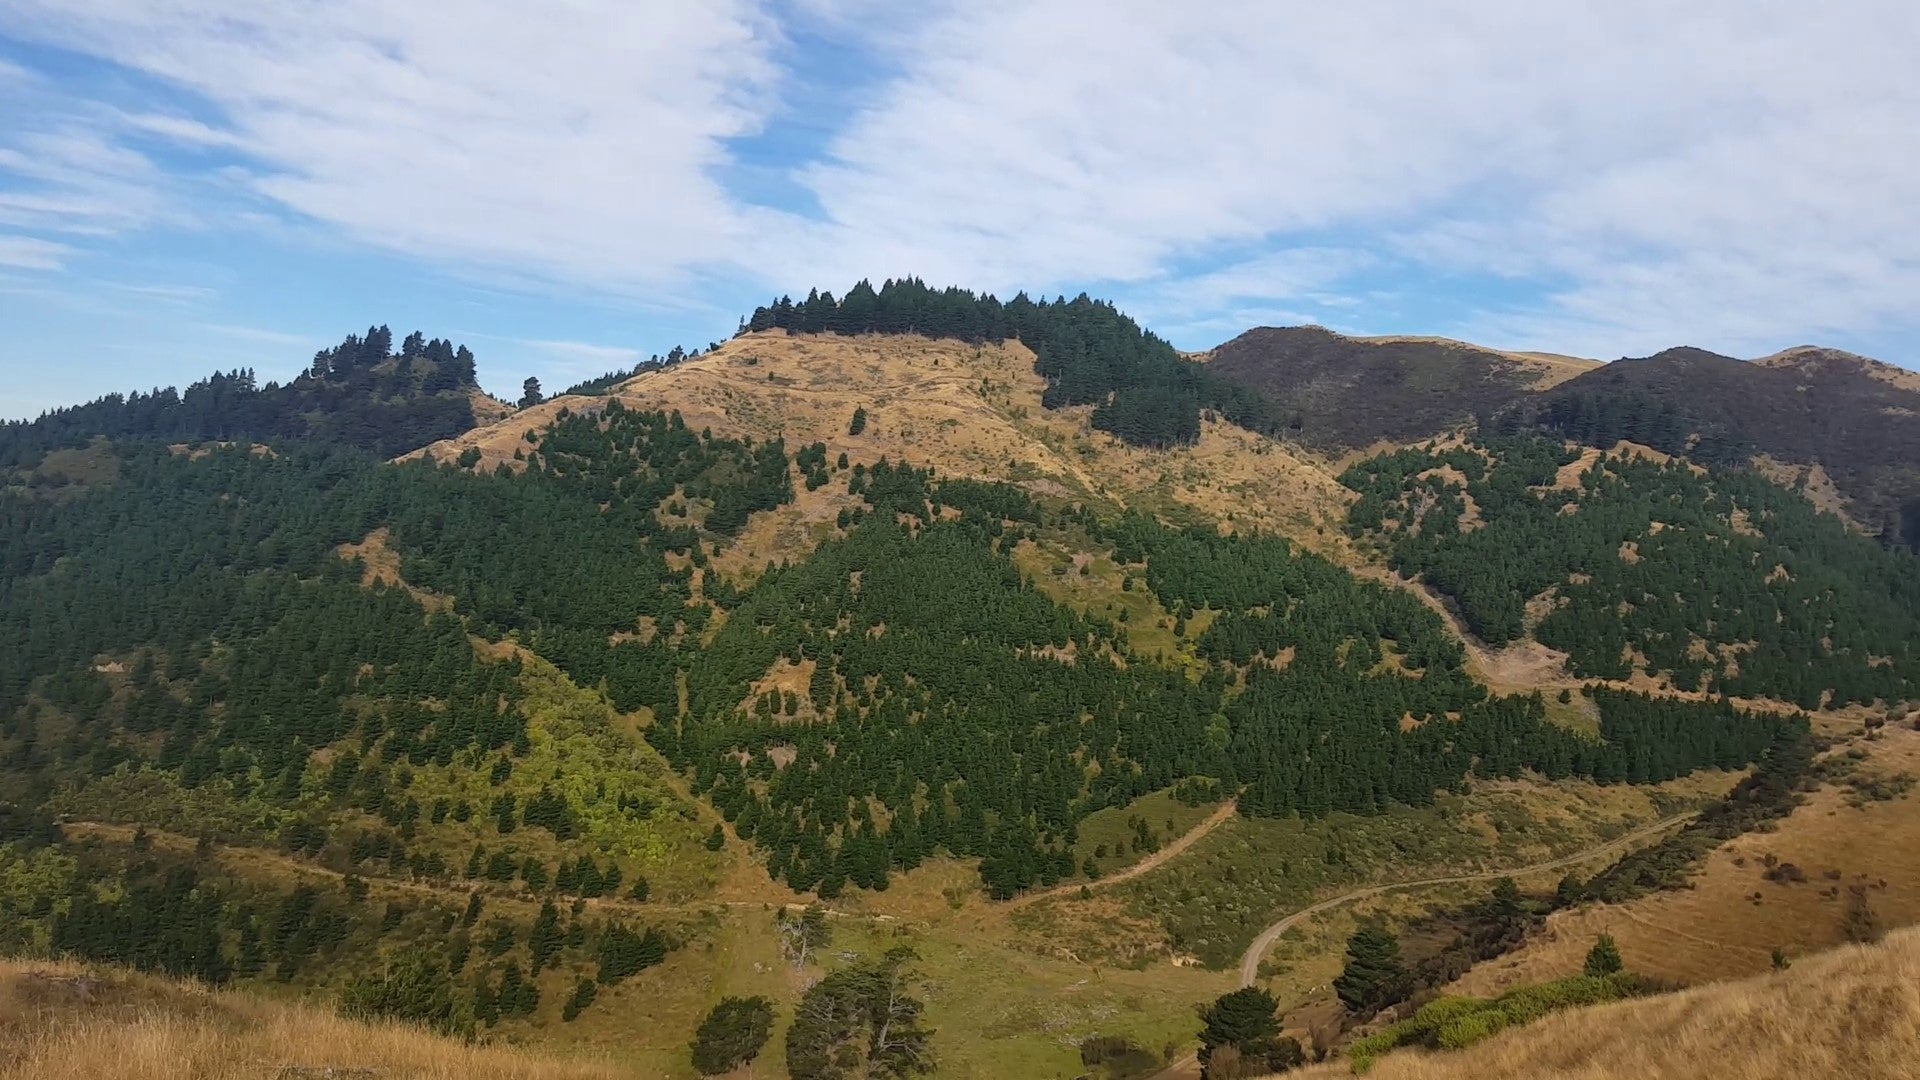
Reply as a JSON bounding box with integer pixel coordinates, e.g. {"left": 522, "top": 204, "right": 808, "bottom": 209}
{"left": 1235, "top": 811, "right": 1697, "bottom": 987}
{"left": 1006, "top": 798, "right": 1240, "bottom": 910}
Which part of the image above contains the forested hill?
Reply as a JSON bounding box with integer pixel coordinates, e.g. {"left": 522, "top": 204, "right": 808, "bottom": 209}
{"left": 5, "top": 311, "right": 1902, "bottom": 1069}
{"left": 1343, "top": 436, "right": 1920, "bottom": 706}
{"left": 740, "top": 278, "right": 1277, "bottom": 448}
{"left": 1201, "top": 326, "right": 1597, "bottom": 451}
{"left": 0, "top": 327, "right": 493, "bottom": 465}
{"left": 1511, "top": 344, "right": 1920, "bottom": 542}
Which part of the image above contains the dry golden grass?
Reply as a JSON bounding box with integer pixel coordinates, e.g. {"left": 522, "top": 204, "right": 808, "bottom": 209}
{"left": 1286, "top": 928, "right": 1920, "bottom": 1080}
{"left": 336, "top": 527, "right": 454, "bottom": 612}
{"left": 1756, "top": 345, "right": 1920, "bottom": 395}
{"left": 1751, "top": 453, "right": 1859, "bottom": 527}
{"left": 0, "top": 958, "right": 628, "bottom": 1080}
{"left": 1449, "top": 724, "right": 1920, "bottom": 995}
{"left": 411, "top": 331, "right": 1360, "bottom": 568}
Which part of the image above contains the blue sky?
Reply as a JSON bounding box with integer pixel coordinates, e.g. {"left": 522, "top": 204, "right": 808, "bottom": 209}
{"left": 3, "top": 1, "right": 1916, "bottom": 420}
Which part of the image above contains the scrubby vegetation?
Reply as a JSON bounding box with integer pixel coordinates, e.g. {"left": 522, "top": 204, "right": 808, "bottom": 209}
{"left": 1348, "top": 969, "right": 1652, "bottom": 1071}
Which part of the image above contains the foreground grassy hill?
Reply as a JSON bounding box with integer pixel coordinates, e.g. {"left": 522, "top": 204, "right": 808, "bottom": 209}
{"left": 9, "top": 922, "right": 1914, "bottom": 1080}
{"left": 1447, "top": 721, "right": 1920, "bottom": 994}
{"left": 0, "top": 956, "right": 625, "bottom": 1080}
{"left": 1285, "top": 927, "right": 1920, "bottom": 1080}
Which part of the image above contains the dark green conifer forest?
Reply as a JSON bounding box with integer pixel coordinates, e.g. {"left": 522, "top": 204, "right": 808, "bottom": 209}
{"left": 0, "top": 327, "right": 484, "bottom": 465}
{"left": 7, "top": 304, "right": 1912, "bottom": 1055}
{"left": 1342, "top": 437, "right": 1920, "bottom": 706}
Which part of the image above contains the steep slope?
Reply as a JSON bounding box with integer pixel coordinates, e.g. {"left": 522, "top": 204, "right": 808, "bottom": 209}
{"left": 1290, "top": 927, "right": 1920, "bottom": 1080}
{"left": 0, "top": 956, "right": 626, "bottom": 1080}
{"left": 1530, "top": 344, "right": 1920, "bottom": 536}
{"left": 1341, "top": 438, "right": 1920, "bottom": 706}
{"left": 1447, "top": 721, "right": 1920, "bottom": 995}
{"left": 1201, "top": 326, "right": 1599, "bottom": 452}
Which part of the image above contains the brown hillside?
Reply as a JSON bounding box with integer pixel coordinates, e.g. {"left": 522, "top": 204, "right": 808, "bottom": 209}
{"left": 1290, "top": 927, "right": 1920, "bottom": 1080}
{"left": 1203, "top": 326, "right": 1598, "bottom": 452}
{"left": 1448, "top": 723, "right": 1920, "bottom": 995}
{"left": 1539, "top": 344, "right": 1920, "bottom": 534}
{"left": 0, "top": 957, "right": 624, "bottom": 1080}
{"left": 414, "top": 331, "right": 1360, "bottom": 568}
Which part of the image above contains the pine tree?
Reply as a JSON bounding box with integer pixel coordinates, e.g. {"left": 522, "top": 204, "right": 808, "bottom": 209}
{"left": 1584, "top": 933, "right": 1623, "bottom": 976}
{"left": 1333, "top": 925, "right": 1406, "bottom": 1014}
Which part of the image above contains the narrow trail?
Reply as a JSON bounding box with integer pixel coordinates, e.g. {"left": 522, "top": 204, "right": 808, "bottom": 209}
{"left": 1236, "top": 811, "right": 1696, "bottom": 988}
{"left": 57, "top": 820, "right": 794, "bottom": 921}
{"left": 1006, "top": 798, "right": 1240, "bottom": 910}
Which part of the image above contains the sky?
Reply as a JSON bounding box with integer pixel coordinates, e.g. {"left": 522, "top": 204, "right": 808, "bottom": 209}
{"left": 2, "top": 1, "right": 1917, "bottom": 419}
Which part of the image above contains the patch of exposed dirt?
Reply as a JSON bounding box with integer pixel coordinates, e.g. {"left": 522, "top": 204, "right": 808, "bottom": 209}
{"left": 335, "top": 528, "right": 452, "bottom": 612}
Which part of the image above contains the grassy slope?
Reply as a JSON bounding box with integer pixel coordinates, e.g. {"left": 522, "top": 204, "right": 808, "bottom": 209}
{"left": 1287, "top": 927, "right": 1920, "bottom": 1080}
{"left": 413, "top": 331, "right": 1360, "bottom": 567}
{"left": 1447, "top": 722, "right": 1920, "bottom": 994}
{"left": 0, "top": 957, "right": 627, "bottom": 1080}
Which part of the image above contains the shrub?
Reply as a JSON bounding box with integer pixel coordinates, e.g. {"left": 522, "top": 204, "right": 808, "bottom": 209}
{"left": 691, "top": 995, "right": 775, "bottom": 1074}
{"left": 1348, "top": 973, "right": 1646, "bottom": 1071}
{"left": 1584, "top": 934, "right": 1623, "bottom": 976}
{"left": 337, "top": 947, "right": 461, "bottom": 1036}
{"left": 561, "top": 976, "right": 598, "bottom": 1022}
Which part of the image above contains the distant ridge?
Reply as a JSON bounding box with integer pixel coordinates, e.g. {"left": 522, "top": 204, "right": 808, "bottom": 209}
{"left": 1203, "top": 325, "right": 1598, "bottom": 451}
{"left": 0, "top": 326, "right": 491, "bottom": 464}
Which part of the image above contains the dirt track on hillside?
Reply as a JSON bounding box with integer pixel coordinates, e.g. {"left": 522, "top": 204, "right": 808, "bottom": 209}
{"left": 1006, "top": 798, "right": 1240, "bottom": 910}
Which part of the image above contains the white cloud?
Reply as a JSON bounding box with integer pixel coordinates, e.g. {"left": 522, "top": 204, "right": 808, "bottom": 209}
{"left": 0, "top": 127, "right": 169, "bottom": 236}
{"left": 4, "top": 0, "right": 1916, "bottom": 361}
{"left": 107, "top": 281, "right": 217, "bottom": 302}
{"left": 200, "top": 323, "right": 317, "bottom": 347}
{"left": 0, "top": 235, "right": 73, "bottom": 270}
{"left": 6, "top": 0, "right": 782, "bottom": 288}
{"left": 116, "top": 112, "right": 247, "bottom": 150}
{"left": 767, "top": 0, "right": 1920, "bottom": 355}
{"left": 521, "top": 338, "right": 643, "bottom": 372}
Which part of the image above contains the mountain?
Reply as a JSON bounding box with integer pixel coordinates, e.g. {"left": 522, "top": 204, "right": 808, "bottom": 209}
{"left": 1202, "top": 325, "right": 1920, "bottom": 542}
{"left": 1202, "top": 326, "right": 1597, "bottom": 452}
{"left": 3, "top": 286, "right": 1917, "bottom": 1078}
{"left": 1519, "top": 344, "right": 1920, "bottom": 539}
{"left": 0, "top": 326, "right": 499, "bottom": 466}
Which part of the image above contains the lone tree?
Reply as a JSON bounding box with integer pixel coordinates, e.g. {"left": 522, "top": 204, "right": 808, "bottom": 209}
{"left": 691, "top": 995, "right": 776, "bottom": 1074}
{"left": 786, "top": 947, "right": 933, "bottom": 1080}
{"left": 519, "top": 376, "right": 544, "bottom": 409}
{"left": 1333, "top": 924, "right": 1407, "bottom": 1015}
{"left": 1584, "top": 933, "right": 1623, "bottom": 976}
{"left": 778, "top": 905, "right": 832, "bottom": 971}
{"left": 1198, "top": 986, "right": 1303, "bottom": 1079}
{"left": 1489, "top": 876, "right": 1524, "bottom": 928}
{"left": 848, "top": 406, "right": 868, "bottom": 435}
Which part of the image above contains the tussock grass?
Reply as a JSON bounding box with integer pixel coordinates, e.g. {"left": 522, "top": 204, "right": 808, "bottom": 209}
{"left": 1293, "top": 928, "right": 1920, "bottom": 1080}
{"left": 0, "top": 958, "right": 627, "bottom": 1080}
